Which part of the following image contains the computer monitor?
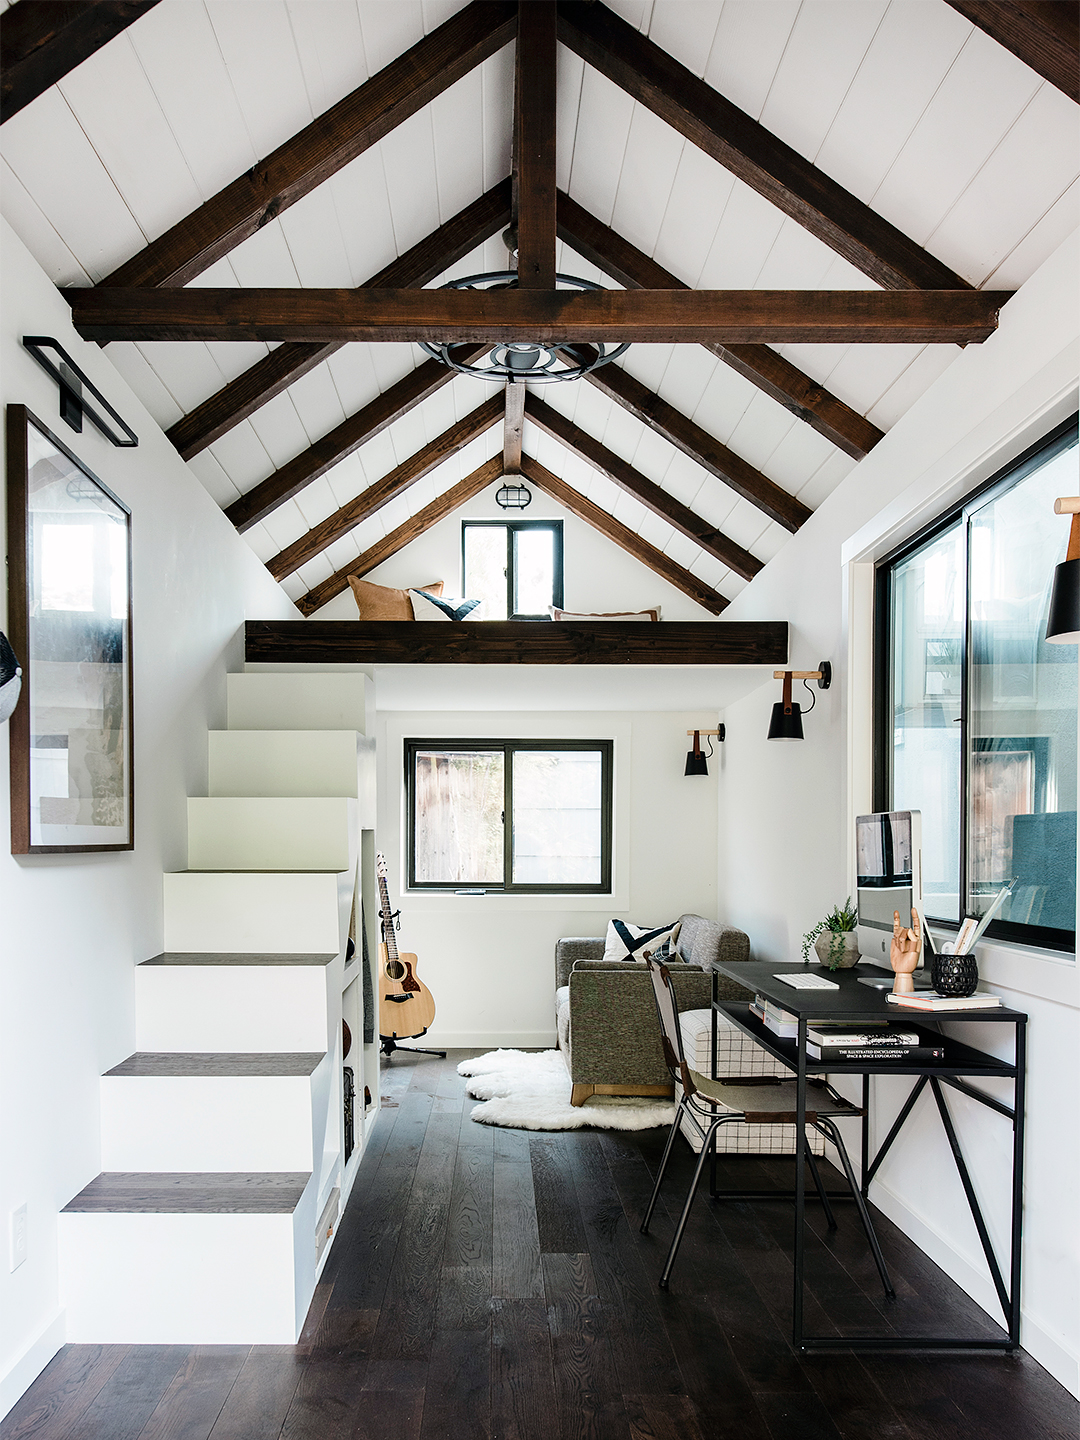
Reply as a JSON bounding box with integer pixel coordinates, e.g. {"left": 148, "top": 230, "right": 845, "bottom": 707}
{"left": 855, "top": 810, "right": 923, "bottom": 971}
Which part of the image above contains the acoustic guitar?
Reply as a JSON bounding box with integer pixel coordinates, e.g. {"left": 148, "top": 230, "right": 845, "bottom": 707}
{"left": 376, "top": 853, "right": 436, "bottom": 1041}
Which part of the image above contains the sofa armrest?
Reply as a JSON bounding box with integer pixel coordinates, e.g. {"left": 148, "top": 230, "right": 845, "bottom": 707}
{"left": 567, "top": 966, "right": 712, "bottom": 1087}
{"left": 556, "top": 936, "right": 604, "bottom": 988}
{"left": 676, "top": 914, "right": 753, "bottom": 1002}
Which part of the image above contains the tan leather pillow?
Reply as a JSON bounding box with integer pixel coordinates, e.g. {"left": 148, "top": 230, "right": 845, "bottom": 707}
{"left": 348, "top": 577, "right": 444, "bottom": 620}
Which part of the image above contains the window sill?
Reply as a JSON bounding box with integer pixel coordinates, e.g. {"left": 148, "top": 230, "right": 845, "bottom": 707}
{"left": 966, "top": 936, "right": 1077, "bottom": 1009}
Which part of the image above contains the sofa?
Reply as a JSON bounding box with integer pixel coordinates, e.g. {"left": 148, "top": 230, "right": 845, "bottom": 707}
{"left": 555, "top": 913, "right": 753, "bottom": 1106}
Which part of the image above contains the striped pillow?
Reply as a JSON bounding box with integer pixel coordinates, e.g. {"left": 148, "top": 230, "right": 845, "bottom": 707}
{"left": 409, "top": 589, "right": 483, "bottom": 622}
{"left": 603, "top": 919, "right": 680, "bottom": 963}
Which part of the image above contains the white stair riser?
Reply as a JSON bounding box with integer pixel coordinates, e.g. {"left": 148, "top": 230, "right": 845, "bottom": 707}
{"left": 100, "top": 1075, "right": 318, "bottom": 1171}
{"left": 59, "top": 1206, "right": 314, "bottom": 1344}
{"left": 163, "top": 871, "right": 349, "bottom": 954}
{"left": 136, "top": 966, "right": 330, "bottom": 1052}
{"left": 209, "top": 731, "right": 363, "bottom": 798}
{"left": 228, "top": 672, "right": 372, "bottom": 733}
{"left": 187, "top": 797, "right": 357, "bottom": 871}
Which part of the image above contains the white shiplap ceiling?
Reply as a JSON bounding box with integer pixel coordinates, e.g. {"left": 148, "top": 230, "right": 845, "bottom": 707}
{"left": 2, "top": 0, "right": 1077, "bottom": 611}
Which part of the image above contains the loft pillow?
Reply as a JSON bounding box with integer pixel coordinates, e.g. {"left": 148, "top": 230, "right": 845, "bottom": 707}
{"left": 349, "top": 576, "right": 444, "bottom": 620}
{"left": 603, "top": 918, "right": 681, "bottom": 963}
{"left": 550, "top": 606, "right": 661, "bottom": 622}
{"left": 409, "top": 588, "right": 483, "bottom": 622}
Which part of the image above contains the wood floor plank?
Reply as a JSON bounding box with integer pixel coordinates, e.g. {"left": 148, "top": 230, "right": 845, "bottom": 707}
{"left": 135, "top": 1346, "right": 250, "bottom": 1440}
{"left": 530, "top": 1136, "right": 588, "bottom": 1254}
{"left": 542, "top": 1253, "right": 630, "bottom": 1440}
{"left": 492, "top": 1159, "right": 543, "bottom": 1300}
{"left": 205, "top": 1347, "right": 305, "bottom": 1440}
{"left": 278, "top": 1359, "right": 368, "bottom": 1440}
{"left": 350, "top": 1388, "right": 425, "bottom": 1440}
{"left": 443, "top": 1135, "right": 494, "bottom": 1268}
{"left": 418, "top": 1328, "right": 490, "bottom": 1440}
{"left": 623, "top": 1394, "right": 707, "bottom": 1440}
{"left": 0, "top": 1345, "right": 131, "bottom": 1440}
{"left": 63, "top": 1347, "right": 188, "bottom": 1440}
{"left": 490, "top": 1298, "right": 558, "bottom": 1440}
{"left": 751, "top": 1389, "right": 846, "bottom": 1440}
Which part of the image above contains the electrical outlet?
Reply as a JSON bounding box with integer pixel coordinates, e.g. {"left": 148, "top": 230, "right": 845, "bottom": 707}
{"left": 10, "top": 1205, "right": 27, "bottom": 1271}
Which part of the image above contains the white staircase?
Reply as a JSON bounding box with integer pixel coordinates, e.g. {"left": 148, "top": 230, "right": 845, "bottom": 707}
{"left": 59, "top": 672, "right": 379, "bottom": 1344}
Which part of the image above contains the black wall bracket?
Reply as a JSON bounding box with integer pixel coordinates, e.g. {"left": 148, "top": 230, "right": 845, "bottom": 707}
{"left": 22, "top": 336, "right": 138, "bottom": 446}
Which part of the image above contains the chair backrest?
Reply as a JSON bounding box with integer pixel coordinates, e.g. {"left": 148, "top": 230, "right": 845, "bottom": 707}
{"left": 645, "top": 955, "right": 697, "bottom": 1098}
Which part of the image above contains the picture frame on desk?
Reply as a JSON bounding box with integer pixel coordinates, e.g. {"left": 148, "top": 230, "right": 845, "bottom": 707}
{"left": 6, "top": 405, "right": 133, "bottom": 854}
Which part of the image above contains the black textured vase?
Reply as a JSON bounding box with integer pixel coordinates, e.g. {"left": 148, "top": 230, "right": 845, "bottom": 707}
{"left": 932, "top": 952, "right": 979, "bottom": 997}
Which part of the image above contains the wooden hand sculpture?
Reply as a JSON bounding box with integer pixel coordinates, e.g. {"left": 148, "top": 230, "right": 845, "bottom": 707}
{"left": 890, "top": 909, "right": 922, "bottom": 995}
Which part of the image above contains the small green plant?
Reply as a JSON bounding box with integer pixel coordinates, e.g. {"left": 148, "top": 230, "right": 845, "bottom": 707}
{"left": 801, "top": 897, "right": 858, "bottom": 968}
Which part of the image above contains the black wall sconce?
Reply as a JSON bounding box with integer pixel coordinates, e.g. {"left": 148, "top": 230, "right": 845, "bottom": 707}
{"left": 22, "top": 337, "right": 138, "bottom": 446}
{"left": 1046, "top": 495, "right": 1079, "bottom": 644}
{"left": 685, "top": 726, "right": 724, "bottom": 775}
{"left": 767, "top": 662, "right": 831, "bottom": 741}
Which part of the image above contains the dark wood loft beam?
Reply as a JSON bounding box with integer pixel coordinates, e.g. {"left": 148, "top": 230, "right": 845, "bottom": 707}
{"left": 168, "top": 180, "right": 512, "bottom": 460}
{"left": 556, "top": 0, "right": 971, "bottom": 293}
{"left": 519, "top": 454, "right": 728, "bottom": 614}
{"left": 567, "top": 351, "right": 811, "bottom": 533}
{"left": 2, "top": 1, "right": 162, "bottom": 124}
{"left": 296, "top": 456, "right": 504, "bottom": 615}
{"left": 945, "top": 1, "right": 1079, "bottom": 104}
{"left": 248, "top": 617, "right": 789, "bottom": 664}
{"left": 266, "top": 394, "right": 504, "bottom": 580}
{"left": 96, "top": 1, "right": 516, "bottom": 289}
{"left": 513, "top": 1, "right": 557, "bottom": 287}
{"left": 523, "top": 393, "right": 763, "bottom": 581}
{"left": 556, "top": 190, "right": 883, "bottom": 462}
{"left": 62, "top": 288, "right": 1011, "bottom": 345}
{"left": 226, "top": 349, "right": 487, "bottom": 532}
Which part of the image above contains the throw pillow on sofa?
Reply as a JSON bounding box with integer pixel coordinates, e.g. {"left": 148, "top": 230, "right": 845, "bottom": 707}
{"left": 348, "top": 576, "right": 445, "bottom": 619}
{"left": 603, "top": 918, "right": 680, "bottom": 963}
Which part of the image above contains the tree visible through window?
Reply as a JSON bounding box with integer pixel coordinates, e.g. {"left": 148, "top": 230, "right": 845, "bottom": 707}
{"left": 407, "top": 739, "right": 612, "bottom": 892}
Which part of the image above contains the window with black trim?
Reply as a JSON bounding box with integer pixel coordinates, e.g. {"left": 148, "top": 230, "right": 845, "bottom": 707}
{"left": 462, "top": 520, "right": 563, "bottom": 619}
{"left": 875, "top": 417, "right": 1078, "bottom": 952}
{"left": 406, "top": 738, "right": 612, "bottom": 892}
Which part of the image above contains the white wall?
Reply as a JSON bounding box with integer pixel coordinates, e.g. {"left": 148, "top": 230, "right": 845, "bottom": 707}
{"left": 716, "top": 230, "right": 1080, "bottom": 1395}
{"left": 0, "top": 221, "right": 299, "bottom": 1417}
{"left": 376, "top": 709, "right": 720, "bottom": 1048}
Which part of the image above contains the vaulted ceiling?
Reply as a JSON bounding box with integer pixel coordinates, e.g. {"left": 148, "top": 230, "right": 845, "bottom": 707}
{"left": 2, "top": 0, "right": 1077, "bottom": 617}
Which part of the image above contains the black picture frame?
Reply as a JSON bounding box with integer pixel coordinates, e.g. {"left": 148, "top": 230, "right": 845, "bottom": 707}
{"left": 6, "top": 405, "right": 134, "bottom": 854}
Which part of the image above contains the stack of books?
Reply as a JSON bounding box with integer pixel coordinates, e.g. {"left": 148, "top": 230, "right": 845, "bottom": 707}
{"left": 805, "top": 1021, "right": 944, "bottom": 1063}
{"left": 749, "top": 994, "right": 798, "bottom": 1039}
{"left": 886, "top": 991, "right": 1002, "bottom": 1011}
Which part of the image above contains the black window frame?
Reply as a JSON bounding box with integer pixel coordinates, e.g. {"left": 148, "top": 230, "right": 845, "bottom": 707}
{"left": 461, "top": 519, "right": 564, "bottom": 620}
{"left": 873, "top": 414, "right": 1079, "bottom": 954}
{"left": 405, "top": 737, "right": 613, "bottom": 894}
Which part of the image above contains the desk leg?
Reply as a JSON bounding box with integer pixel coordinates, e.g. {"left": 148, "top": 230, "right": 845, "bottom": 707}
{"left": 793, "top": 1017, "right": 807, "bottom": 1349}
{"left": 710, "top": 972, "right": 719, "bottom": 1198}
{"left": 861, "top": 1073, "right": 870, "bottom": 1199}
{"left": 1009, "top": 1020, "right": 1027, "bottom": 1351}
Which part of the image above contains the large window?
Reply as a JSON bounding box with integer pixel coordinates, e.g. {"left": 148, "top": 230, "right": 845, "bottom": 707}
{"left": 876, "top": 418, "right": 1078, "bottom": 951}
{"left": 406, "top": 739, "right": 612, "bottom": 892}
{"left": 462, "top": 520, "right": 563, "bottom": 620}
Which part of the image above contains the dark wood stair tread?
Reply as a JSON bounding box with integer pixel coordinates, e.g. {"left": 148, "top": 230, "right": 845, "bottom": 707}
{"left": 104, "top": 1053, "right": 325, "bottom": 1077}
{"left": 62, "top": 1172, "right": 312, "bottom": 1214}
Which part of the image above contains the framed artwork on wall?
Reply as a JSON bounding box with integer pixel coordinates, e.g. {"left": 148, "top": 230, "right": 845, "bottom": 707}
{"left": 6, "top": 405, "right": 133, "bottom": 853}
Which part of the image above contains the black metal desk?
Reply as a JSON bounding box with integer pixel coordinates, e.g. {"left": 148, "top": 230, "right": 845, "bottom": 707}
{"left": 710, "top": 959, "right": 1027, "bottom": 1353}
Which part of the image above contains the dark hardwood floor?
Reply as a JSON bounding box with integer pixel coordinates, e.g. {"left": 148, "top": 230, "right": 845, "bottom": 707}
{"left": 4, "top": 1050, "right": 1077, "bottom": 1440}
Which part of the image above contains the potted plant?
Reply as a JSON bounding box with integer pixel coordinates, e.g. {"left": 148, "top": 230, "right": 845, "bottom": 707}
{"left": 801, "top": 898, "right": 860, "bottom": 969}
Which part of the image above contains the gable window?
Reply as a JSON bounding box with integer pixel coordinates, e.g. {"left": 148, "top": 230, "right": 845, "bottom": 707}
{"left": 462, "top": 520, "right": 563, "bottom": 620}
{"left": 406, "top": 738, "right": 612, "bottom": 892}
{"left": 875, "top": 417, "right": 1078, "bottom": 951}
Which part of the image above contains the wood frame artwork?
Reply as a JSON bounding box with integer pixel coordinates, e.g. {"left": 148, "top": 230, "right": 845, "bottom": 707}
{"left": 6, "top": 405, "right": 134, "bottom": 854}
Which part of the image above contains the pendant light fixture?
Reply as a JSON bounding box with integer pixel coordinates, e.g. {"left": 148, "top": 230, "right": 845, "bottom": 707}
{"left": 767, "top": 663, "right": 831, "bottom": 740}
{"left": 1046, "top": 495, "right": 1080, "bottom": 644}
{"left": 684, "top": 727, "right": 724, "bottom": 776}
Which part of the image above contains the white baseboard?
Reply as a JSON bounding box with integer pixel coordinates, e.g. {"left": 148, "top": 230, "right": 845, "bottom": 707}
{"left": 424, "top": 1032, "right": 556, "bottom": 1050}
{"left": 0, "top": 1308, "right": 66, "bottom": 1423}
{"left": 871, "top": 1180, "right": 1079, "bottom": 1399}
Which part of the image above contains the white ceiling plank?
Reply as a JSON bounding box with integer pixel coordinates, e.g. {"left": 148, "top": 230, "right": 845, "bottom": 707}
{"left": 295, "top": 552, "right": 335, "bottom": 589}
{"left": 1, "top": 90, "right": 147, "bottom": 281}
{"left": 662, "top": 532, "right": 700, "bottom": 570}
{"left": 208, "top": 422, "right": 276, "bottom": 495}
{"left": 637, "top": 509, "right": 677, "bottom": 554}
{"left": 687, "top": 552, "right": 726, "bottom": 589}
{"left": 556, "top": 45, "right": 586, "bottom": 194}
{"left": 609, "top": 104, "right": 686, "bottom": 259}
{"left": 294, "top": 474, "right": 344, "bottom": 532}
{"left": 321, "top": 151, "right": 397, "bottom": 289}
{"left": 686, "top": 361, "right": 759, "bottom": 447}
{"left": 865, "top": 345, "right": 960, "bottom": 430}
{"left": 378, "top": 494, "right": 418, "bottom": 535}
{"left": 616, "top": 344, "right": 679, "bottom": 397}
{"left": 226, "top": 219, "right": 303, "bottom": 286}
{"left": 422, "top": 0, "right": 467, "bottom": 33}
{"left": 326, "top": 454, "right": 369, "bottom": 510}
{"left": 285, "top": 366, "right": 349, "bottom": 446}
{"left": 823, "top": 342, "right": 930, "bottom": 420}
{"left": 813, "top": 0, "right": 971, "bottom": 206}
{"left": 646, "top": 2, "right": 723, "bottom": 80}
{"left": 627, "top": 425, "right": 678, "bottom": 489}
{"left": 322, "top": 532, "right": 363, "bottom": 576}
{"left": 187, "top": 450, "right": 243, "bottom": 509}
{"left": 696, "top": 180, "right": 786, "bottom": 288}
{"left": 278, "top": 184, "right": 355, "bottom": 287}
{"left": 127, "top": 2, "right": 258, "bottom": 201}
{"left": 652, "top": 345, "right": 717, "bottom": 421}
{"left": 287, "top": 0, "right": 369, "bottom": 118}
{"left": 323, "top": 345, "right": 391, "bottom": 418}
{"left": 566, "top": 66, "right": 637, "bottom": 226}
{"left": 280, "top": 574, "right": 307, "bottom": 602}
{"left": 369, "top": 342, "right": 433, "bottom": 396}
{"left": 703, "top": 0, "right": 800, "bottom": 122}
{"left": 686, "top": 474, "right": 740, "bottom": 533}
{"left": 106, "top": 342, "right": 184, "bottom": 431}
{"left": 603, "top": 0, "right": 651, "bottom": 29}
{"left": 723, "top": 393, "right": 797, "bottom": 472}
{"left": 0, "top": 158, "right": 91, "bottom": 286}
{"left": 348, "top": 516, "right": 386, "bottom": 555}
{"left": 752, "top": 215, "right": 855, "bottom": 289}
{"left": 358, "top": 0, "right": 425, "bottom": 77}
{"left": 759, "top": 1, "right": 889, "bottom": 166}
{"left": 202, "top": 341, "right": 275, "bottom": 386}
{"left": 247, "top": 395, "right": 314, "bottom": 471}
{"left": 241, "top": 520, "right": 279, "bottom": 565}
{"left": 431, "top": 69, "right": 486, "bottom": 225}
{"left": 749, "top": 520, "right": 787, "bottom": 566}
{"left": 717, "top": 497, "right": 770, "bottom": 551}
{"left": 481, "top": 45, "right": 514, "bottom": 192}
{"left": 724, "top": 574, "right": 748, "bottom": 599}
{"left": 131, "top": 340, "right": 236, "bottom": 413}
{"left": 795, "top": 449, "right": 857, "bottom": 509}
{"left": 610, "top": 490, "right": 650, "bottom": 532}
{"left": 260, "top": 497, "right": 313, "bottom": 554}
{"left": 985, "top": 177, "right": 1080, "bottom": 291}
{"left": 868, "top": 28, "right": 1042, "bottom": 251}
{"left": 652, "top": 143, "right": 736, "bottom": 288}
{"left": 205, "top": 0, "right": 314, "bottom": 161}
{"left": 758, "top": 419, "right": 836, "bottom": 495}
{"left": 352, "top": 430, "right": 401, "bottom": 492}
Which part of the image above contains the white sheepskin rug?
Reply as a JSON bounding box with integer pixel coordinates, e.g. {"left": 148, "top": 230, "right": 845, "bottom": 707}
{"left": 457, "top": 1049, "right": 676, "bottom": 1132}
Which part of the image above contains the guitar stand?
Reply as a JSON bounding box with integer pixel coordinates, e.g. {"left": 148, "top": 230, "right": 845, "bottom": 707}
{"left": 380, "top": 1035, "right": 446, "bottom": 1060}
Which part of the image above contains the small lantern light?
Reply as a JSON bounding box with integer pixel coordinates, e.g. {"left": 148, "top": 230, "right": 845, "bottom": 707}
{"left": 495, "top": 480, "right": 532, "bottom": 510}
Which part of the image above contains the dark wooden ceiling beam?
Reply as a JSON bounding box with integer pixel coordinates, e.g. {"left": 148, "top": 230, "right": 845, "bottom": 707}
{"left": 556, "top": 0, "right": 970, "bottom": 292}
{"left": 296, "top": 455, "right": 504, "bottom": 615}
{"left": 513, "top": 0, "right": 557, "bottom": 287}
{"left": 556, "top": 190, "right": 883, "bottom": 461}
{"left": 168, "top": 180, "right": 512, "bottom": 460}
{"left": 503, "top": 381, "right": 525, "bottom": 473}
{"left": 226, "top": 349, "right": 487, "bottom": 533}
{"left": 524, "top": 393, "right": 762, "bottom": 581}
{"left": 96, "top": 1, "right": 516, "bottom": 289}
{"left": 519, "top": 454, "right": 727, "bottom": 614}
{"left": 944, "top": 1, "right": 1079, "bottom": 104}
{"left": 266, "top": 394, "right": 504, "bottom": 580}
{"left": 2, "top": 1, "right": 162, "bottom": 124}
{"left": 62, "top": 287, "right": 1011, "bottom": 345}
{"left": 566, "top": 352, "right": 811, "bottom": 533}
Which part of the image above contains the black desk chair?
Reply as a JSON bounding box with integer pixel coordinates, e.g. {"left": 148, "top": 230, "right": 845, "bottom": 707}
{"left": 640, "top": 956, "right": 895, "bottom": 1296}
